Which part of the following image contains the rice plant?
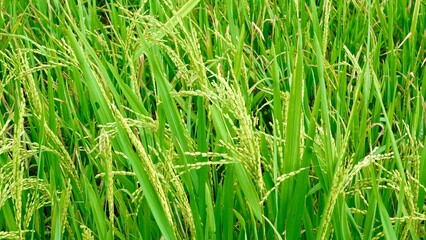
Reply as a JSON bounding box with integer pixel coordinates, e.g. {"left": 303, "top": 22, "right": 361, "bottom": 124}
{"left": 0, "top": 0, "right": 425, "bottom": 239}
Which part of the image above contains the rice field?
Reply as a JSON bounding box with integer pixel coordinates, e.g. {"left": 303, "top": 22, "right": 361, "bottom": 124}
{"left": 0, "top": 0, "right": 425, "bottom": 239}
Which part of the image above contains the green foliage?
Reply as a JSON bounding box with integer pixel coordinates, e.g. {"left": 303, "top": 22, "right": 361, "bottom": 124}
{"left": 0, "top": 0, "right": 425, "bottom": 239}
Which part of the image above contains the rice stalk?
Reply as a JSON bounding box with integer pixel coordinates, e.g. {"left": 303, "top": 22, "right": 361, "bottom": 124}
{"left": 11, "top": 85, "right": 25, "bottom": 239}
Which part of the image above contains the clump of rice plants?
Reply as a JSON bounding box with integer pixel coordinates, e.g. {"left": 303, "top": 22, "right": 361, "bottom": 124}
{"left": 0, "top": 0, "right": 425, "bottom": 239}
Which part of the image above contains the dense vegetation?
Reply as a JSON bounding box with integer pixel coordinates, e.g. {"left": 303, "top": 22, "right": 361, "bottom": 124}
{"left": 0, "top": 0, "right": 425, "bottom": 239}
